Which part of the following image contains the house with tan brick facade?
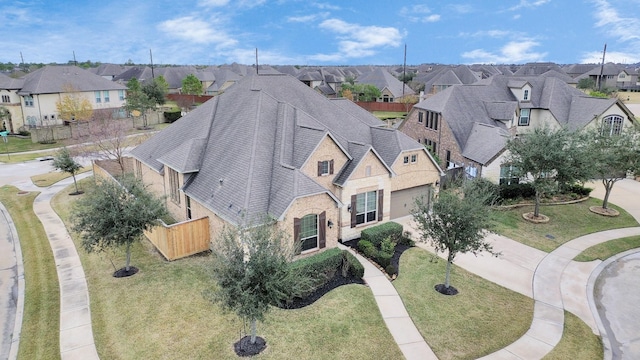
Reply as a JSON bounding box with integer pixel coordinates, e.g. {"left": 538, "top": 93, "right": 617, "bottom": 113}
{"left": 399, "top": 72, "right": 636, "bottom": 184}
{"left": 130, "top": 74, "right": 443, "bottom": 256}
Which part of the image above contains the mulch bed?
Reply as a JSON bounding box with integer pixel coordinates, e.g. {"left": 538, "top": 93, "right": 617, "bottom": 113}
{"left": 234, "top": 335, "right": 266, "bottom": 357}
{"left": 435, "top": 283, "right": 459, "bottom": 295}
{"left": 113, "top": 266, "right": 139, "bottom": 278}
{"left": 278, "top": 272, "right": 365, "bottom": 309}
{"left": 342, "top": 239, "right": 413, "bottom": 278}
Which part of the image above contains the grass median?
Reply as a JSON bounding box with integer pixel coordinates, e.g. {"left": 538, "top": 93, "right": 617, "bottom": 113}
{"left": 52, "top": 178, "right": 402, "bottom": 359}
{"left": 393, "top": 247, "right": 533, "bottom": 360}
{"left": 491, "top": 198, "right": 639, "bottom": 252}
{"left": 543, "top": 311, "right": 602, "bottom": 360}
{"left": 0, "top": 186, "right": 59, "bottom": 360}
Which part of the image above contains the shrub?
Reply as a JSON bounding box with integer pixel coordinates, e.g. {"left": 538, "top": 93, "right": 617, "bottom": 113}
{"left": 499, "top": 183, "right": 535, "bottom": 200}
{"left": 564, "top": 183, "right": 593, "bottom": 197}
{"left": 380, "top": 237, "right": 396, "bottom": 255}
{"left": 19, "top": 130, "right": 31, "bottom": 136}
{"left": 290, "top": 248, "right": 343, "bottom": 290}
{"left": 385, "top": 265, "right": 397, "bottom": 276}
{"left": 163, "top": 110, "right": 182, "bottom": 123}
{"left": 361, "top": 222, "right": 403, "bottom": 247}
{"left": 343, "top": 252, "right": 364, "bottom": 279}
{"left": 377, "top": 251, "right": 393, "bottom": 268}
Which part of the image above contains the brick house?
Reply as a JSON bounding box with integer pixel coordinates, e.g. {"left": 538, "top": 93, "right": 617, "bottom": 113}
{"left": 399, "top": 72, "right": 636, "bottom": 184}
{"left": 130, "top": 74, "right": 443, "bottom": 256}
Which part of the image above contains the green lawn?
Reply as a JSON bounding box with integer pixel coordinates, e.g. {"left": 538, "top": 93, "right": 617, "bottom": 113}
{"left": 0, "top": 186, "right": 60, "bottom": 360}
{"left": 574, "top": 235, "right": 640, "bottom": 262}
{"left": 372, "top": 111, "right": 407, "bottom": 120}
{"left": 0, "top": 136, "right": 66, "bottom": 153}
{"left": 491, "top": 198, "right": 639, "bottom": 252}
{"left": 543, "top": 311, "right": 602, "bottom": 360}
{"left": 30, "top": 166, "right": 92, "bottom": 188}
{"left": 393, "top": 247, "right": 533, "bottom": 360}
{"left": 51, "top": 178, "right": 402, "bottom": 359}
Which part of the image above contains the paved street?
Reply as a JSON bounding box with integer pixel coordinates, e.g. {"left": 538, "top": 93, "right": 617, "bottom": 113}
{"left": 0, "top": 202, "right": 21, "bottom": 360}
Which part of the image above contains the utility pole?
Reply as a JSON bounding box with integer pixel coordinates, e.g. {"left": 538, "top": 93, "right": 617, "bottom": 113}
{"left": 402, "top": 43, "right": 407, "bottom": 98}
{"left": 255, "top": 48, "right": 259, "bottom": 75}
{"left": 150, "top": 49, "right": 155, "bottom": 79}
{"left": 73, "top": 51, "right": 77, "bottom": 66}
{"left": 598, "top": 43, "right": 607, "bottom": 92}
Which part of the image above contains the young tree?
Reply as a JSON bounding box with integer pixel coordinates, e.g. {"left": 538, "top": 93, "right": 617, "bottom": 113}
{"left": 504, "top": 127, "right": 588, "bottom": 219}
{"left": 52, "top": 147, "right": 83, "bottom": 195}
{"left": 577, "top": 78, "right": 596, "bottom": 91}
{"left": 71, "top": 175, "right": 168, "bottom": 276}
{"left": 586, "top": 127, "right": 640, "bottom": 211}
{"left": 181, "top": 74, "right": 203, "bottom": 95}
{"left": 125, "top": 82, "right": 156, "bottom": 128}
{"left": 55, "top": 84, "right": 93, "bottom": 123}
{"left": 143, "top": 79, "right": 167, "bottom": 106}
{"left": 339, "top": 83, "right": 381, "bottom": 102}
{"left": 206, "top": 219, "right": 310, "bottom": 355}
{"left": 412, "top": 180, "right": 497, "bottom": 295}
{"left": 82, "top": 115, "right": 132, "bottom": 175}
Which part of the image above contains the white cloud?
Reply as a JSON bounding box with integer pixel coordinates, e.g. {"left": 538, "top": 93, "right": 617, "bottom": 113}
{"left": 460, "top": 30, "right": 513, "bottom": 38}
{"left": 317, "top": 18, "right": 402, "bottom": 60}
{"left": 287, "top": 12, "right": 329, "bottom": 23}
{"left": 591, "top": 0, "right": 640, "bottom": 43}
{"left": 581, "top": 50, "right": 640, "bottom": 64}
{"left": 198, "top": 0, "right": 229, "bottom": 7}
{"left": 513, "top": 14, "right": 521, "bottom": 19}
{"left": 448, "top": 4, "right": 474, "bottom": 14}
{"left": 425, "top": 14, "right": 441, "bottom": 22}
{"left": 400, "top": 4, "right": 441, "bottom": 23}
{"left": 462, "top": 40, "right": 548, "bottom": 63}
{"left": 509, "top": 0, "right": 551, "bottom": 11}
{"left": 157, "top": 16, "right": 237, "bottom": 48}
{"left": 312, "top": 2, "right": 341, "bottom": 11}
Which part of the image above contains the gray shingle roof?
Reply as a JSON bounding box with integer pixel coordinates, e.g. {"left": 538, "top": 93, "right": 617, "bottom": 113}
{"left": 18, "top": 65, "right": 126, "bottom": 95}
{"left": 0, "top": 73, "right": 24, "bottom": 90}
{"left": 131, "top": 74, "right": 418, "bottom": 225}
{"left": 356, "top": 68, "right": 415, "bottom": 98}
{"left": 462, "top": 123, "right": 509, "bottom": 164}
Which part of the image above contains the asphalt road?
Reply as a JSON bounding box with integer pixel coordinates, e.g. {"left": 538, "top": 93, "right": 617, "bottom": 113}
{"left": 595, "top": 252, "right": 640, "bottom": 359}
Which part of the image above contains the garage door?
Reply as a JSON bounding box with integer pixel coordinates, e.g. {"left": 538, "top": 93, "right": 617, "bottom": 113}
{"left": 390, "top": 185, "right": 432, "bottom": 219}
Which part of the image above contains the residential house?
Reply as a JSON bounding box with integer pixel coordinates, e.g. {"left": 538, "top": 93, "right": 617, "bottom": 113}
{"left": 4, "top": 65, "right": 128, "bottom": 131}
{"left": 0, "top": 73, "right": 25, "bottom": 133}
{"left": 356, "top": 68, "right": 415, "bottom": 102}
{"left": 130, "top": 74, "right": 443, "bottom": 254}
{"left": 399, "top": 72, "right": 636, "bottom": 184}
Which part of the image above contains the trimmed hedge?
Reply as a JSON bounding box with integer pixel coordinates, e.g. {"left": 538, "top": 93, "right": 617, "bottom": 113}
{"left": 290, "top": 248, "right": 364, "bottom": 293}
{"left": 499, "top": 183, "right": 536, "bottom": 200}
{"left": 163, "top": 110, "right": 182, "bottom": 123}
{"left": 564, "top": 183, "right": 593, "bottom": 197}
{"left": 361, "top": 221, "right": 403, "bottom": 247}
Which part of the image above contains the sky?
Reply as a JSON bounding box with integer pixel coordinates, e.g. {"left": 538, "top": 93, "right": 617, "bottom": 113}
{"left": 0, "top": 0, "right": 639, "bottom": 66}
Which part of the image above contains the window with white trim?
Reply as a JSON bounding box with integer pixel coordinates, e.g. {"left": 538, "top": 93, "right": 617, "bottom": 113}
{"left": 355, "top": 191, "right": 378, "bottom": 225}
{"left": 24, "top": 96, "right": 34, "bottom": 107}
{"left": 95, "top": 91, "right": 101, "bottom": 103}
{"left": 103, "top": 91, "right": 110, "bottom": 103}
{"left": 518, "top": 108, "right": 530, "bottom": 126}
{"left": 411, "top": 154, "right": 417, "bottom": 163}
{"left": 168, "top": 168, "right": 180, "bottom": 203}
{"left": 317, "top": 160, "right": 334, "bottom": 176}
{"left": 499, "top": 165, "right": 520, "bottom": 185}
{"left": 403, "top": 156, "right": 409, "bottom": 164}
{"left": 299, "top": 214, "right": 318, "bottom": 251}
{"left": 523, "top": 89, "right": 529, "bottom": 101}
{"left": 601, "top": 115, "right": 623, "bottom": 136}
{"left": 1, "top": 95, "right": 9, "bottom": 103}
{"left": 118, "top": 90, "right": 125, "bottom": 101}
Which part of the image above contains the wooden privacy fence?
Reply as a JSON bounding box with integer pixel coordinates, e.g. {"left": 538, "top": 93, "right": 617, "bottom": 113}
{"left": 144, "top": 217, "right": 210, "bottom": 261}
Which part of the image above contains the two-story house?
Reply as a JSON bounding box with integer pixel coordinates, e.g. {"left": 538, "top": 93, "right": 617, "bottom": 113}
{"left": 399, "top": 72, "right": 636, "bottom": 184}
{"left": 12, "top": 65, "right": 128, "bottom": 130}
{"left": 130, "top": 74, "right": 443, "bottom": 254}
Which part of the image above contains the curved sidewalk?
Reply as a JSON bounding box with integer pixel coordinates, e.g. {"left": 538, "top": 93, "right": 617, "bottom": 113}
{"left": 24, "top": 173, "right": 99, "bottom": 360}
{"left": 338, "top": 244, "right": 437, "bottom": 360}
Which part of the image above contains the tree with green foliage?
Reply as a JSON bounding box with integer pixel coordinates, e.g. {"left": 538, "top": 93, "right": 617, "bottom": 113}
{"left": 585, "top": 126, "right": 640, "bottom": 210}
{"left": 142, "top": 80, "right": 166, "bottom": 106}
{"left": 181, "top": 74, "right": 203, "bottom": 95}
{"left": 125, "top": 78, "right": 156, "bottom": 128}
{"left": 504, "top": 127, "right": 591, "bottom": 219}
{"left": 398, "top": 71, "right": 416, "bottom": 83}
{"left": 206, "top": 219, "right": 310, "bottom": 354}
{"left": 52, "top": 147, "right": 83, "bottom": 195}
{"left": 412, "top": 180, "right": 497, "bottom": 294}
{"left": 71, "top": 175, "right": 168, "bottom": 276}
{"left": 155, "top": 75, "right": 170, "bottom": 97}
{"left": 577, "top": 78, "right": 596, "bottom": 90}
{"left": 339, "top": 83, "right": 381, "bottom": 102}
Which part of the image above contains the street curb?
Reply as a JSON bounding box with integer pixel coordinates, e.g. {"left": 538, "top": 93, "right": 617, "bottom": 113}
{"left": 586, "top": 248, "right": 640, "bottom": 360}
{"left": 0, "top": 202, "right": 25, "bottom": 360}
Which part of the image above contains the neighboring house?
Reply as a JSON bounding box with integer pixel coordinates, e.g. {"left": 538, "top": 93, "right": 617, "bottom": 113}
{"left": 131, "top": 74, "right": 443, "bottom": 255}
{"left": 205, "top": 68, "right": 241, "bottom": 95}
{"left": 399, "top": 72, "right": 636, "bottom": 184}
{"left": 4, "top": 65, "right": 128, "bottom": 131}
{"left": 575, "top": 63, "right": 624, "bottom": 90}
{"left": 0, "top": 73, "right": 25, "bottom": 133}
{"left": 89, "top": 63, "right": 129, "bottom": 80}
{"left": 356, "top": 68, "right": 415, "bottom": 102}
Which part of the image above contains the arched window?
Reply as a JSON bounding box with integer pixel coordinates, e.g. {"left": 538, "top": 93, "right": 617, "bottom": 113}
{"left": 601, "top": 115, "right": 623, "bottom": 136}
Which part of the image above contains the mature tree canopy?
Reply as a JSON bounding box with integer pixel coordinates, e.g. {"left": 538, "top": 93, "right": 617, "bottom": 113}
{"left": 412, "top": 180, "right": 497, "bottom": 294}
{"left": 52, "top": 147, "right": 82, "bottom": 194}
{"left": 207, "top": 219, "right": 310, "bottom": 348}
{"left": 55, "top": 84, "right": 93, "bottom": 122}
{"left": 504, "top": 127, "right": 591, "bottom": 218}
{"left": 71, "top": 175, "right": 168, "bottom": 274}
{"left": 142, "top": 80, "right": 166, "bottom": 106}
{"left": 585, "top": 126, "right": 640, "bottom": 210}
{"left": 339, "top": 83, "right": 381, "bottom": 102}
{"left": 125, "top": 81, "right": 156, "bottom": 128}
{"left": 181, "top": 74, "right": 203, "bottom": 95}
{"left": 577, "top": 78, "right": 596, "bottom": 90}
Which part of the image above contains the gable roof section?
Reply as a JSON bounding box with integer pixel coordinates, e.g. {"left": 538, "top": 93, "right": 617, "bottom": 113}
{"left": 462, "top": 123, "right": 510, "bottom": 165}
{"left": 566, "top": 96, "right": 618, "bottom": 130}
{"left": 132, "top": 74, "right": 413, "bottom": 225}
{"left": 357, "top": 67, "right": 415, "bottom": 98}
{"left": 18, "top": 65, "right": 127, "bottom": 95}
{"left": 0, "top": 73, "right": 24, "bottom": 90}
